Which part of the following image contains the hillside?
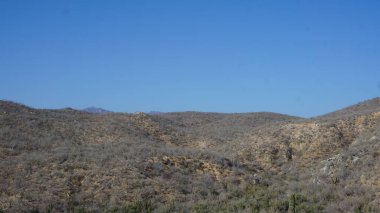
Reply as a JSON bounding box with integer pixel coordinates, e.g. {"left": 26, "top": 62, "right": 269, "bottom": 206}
{"left": 0, "top": 99, "right": 380, "bottom": 212}
{"left": 316, "top": 97, "right": 380, "bottom": 120}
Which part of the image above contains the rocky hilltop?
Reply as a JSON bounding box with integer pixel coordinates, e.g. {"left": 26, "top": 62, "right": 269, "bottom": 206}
{"left": 0, "top": 98, "right": 379, "bottom": 212}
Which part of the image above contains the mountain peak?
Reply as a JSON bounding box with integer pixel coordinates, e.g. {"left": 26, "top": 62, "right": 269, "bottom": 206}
{"left": 83, "top": 107, "right": 111, "bottom": 114}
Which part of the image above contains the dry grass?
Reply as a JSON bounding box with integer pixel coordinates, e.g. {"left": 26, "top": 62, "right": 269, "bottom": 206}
{"left": 0, "top": 99, "right": 380, "bottom": 212}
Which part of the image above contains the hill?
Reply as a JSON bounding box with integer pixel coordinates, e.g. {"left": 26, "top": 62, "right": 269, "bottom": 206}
{"left": 83, "top": 107, "right": 112, "bottom": 114}
{"left": 0, "top": 99, "right": 379, "bottom": 212}
{"left": 316, "top": 97, "right": 380, "bottom": 120}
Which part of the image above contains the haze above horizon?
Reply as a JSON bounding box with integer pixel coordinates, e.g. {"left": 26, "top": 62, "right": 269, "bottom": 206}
{"left": 1, "top": 0, "right": 380, "bottom": 117}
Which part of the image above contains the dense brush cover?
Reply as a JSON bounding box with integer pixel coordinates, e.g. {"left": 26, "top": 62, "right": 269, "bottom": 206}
{"left": 1, "top": 99, "right": 380, "bottom": 212}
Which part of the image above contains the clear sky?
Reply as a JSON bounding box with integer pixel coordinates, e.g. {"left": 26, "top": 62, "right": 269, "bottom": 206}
{"left": 1, "top": 0, "right": 380, "bottom": 117}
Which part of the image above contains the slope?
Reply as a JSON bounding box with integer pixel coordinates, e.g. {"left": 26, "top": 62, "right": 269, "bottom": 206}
{"left": 0, "top": 99, "right": 379, "bottom": 212}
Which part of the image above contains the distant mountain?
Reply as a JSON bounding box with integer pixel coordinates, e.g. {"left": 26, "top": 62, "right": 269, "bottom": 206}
{"left": 147, "top": 111, "right": 163, "bottom": 115}
{"left": 82, "top": 107, "right": 111, "bottom": 114}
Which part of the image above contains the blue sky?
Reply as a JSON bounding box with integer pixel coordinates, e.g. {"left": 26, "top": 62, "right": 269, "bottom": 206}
{"left": 1, "top": 0, "right": 380, "bottom": 117}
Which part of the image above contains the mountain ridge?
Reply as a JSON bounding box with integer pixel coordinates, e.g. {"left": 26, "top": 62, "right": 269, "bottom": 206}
{"left": 3, "top": 96, "right": 379, "bottom": 117}
{"left": 82, "top": 106, "right": 112, "bottom": 114}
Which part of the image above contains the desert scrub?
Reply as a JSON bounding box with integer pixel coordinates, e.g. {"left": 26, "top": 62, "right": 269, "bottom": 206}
{"left": 115, "top": 200, "right": 154, "bottom": 213}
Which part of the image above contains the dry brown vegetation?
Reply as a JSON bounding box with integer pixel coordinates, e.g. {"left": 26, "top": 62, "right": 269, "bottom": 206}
{"left": 1, "top": 98, "right": 380, "bottom": 212}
